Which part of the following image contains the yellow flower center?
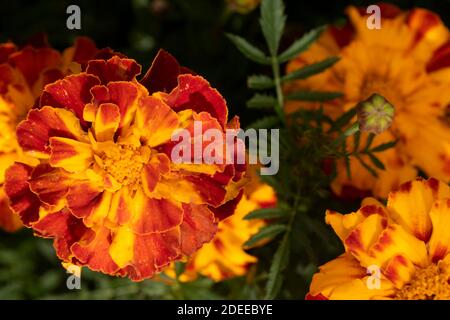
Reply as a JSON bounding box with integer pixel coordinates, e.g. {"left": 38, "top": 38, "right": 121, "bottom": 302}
{"left": 395, "top": 263, "right": 450, "bottom": 300}
{"left": 100, "top": 144, "right": 150, "bottom": 189}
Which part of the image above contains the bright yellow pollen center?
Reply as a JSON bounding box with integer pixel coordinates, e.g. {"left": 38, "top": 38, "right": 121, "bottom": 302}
{"left": 101, "top": 144, "right": 150, "bottom": 189}
{"left": 395, "top": 264, "right": 450, "bottom": 300}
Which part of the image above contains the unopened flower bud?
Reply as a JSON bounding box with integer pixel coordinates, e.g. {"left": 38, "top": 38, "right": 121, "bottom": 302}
{"left": 357, "top": 93, "right": 394, "bottom": 134}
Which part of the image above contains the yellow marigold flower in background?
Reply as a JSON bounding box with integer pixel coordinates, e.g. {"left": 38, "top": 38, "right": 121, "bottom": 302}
{"left": 307, "top": 177, "right": 450, "bottom": 300}
{"left": 0, "top": 37, "right": 98, "bottom": 232}
{"left": 226, "top": 0, "right": 260, "bottom": 14}
{"left": 285, "top": 5, "right": 450, "bottom": 198}
{"left": 5, "top": 50, "right": 248, "bottom": 281}
{"left": 169, "top": 168, "right": 276, "bottom": 282}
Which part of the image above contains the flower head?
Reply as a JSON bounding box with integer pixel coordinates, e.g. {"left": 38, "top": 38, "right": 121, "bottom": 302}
{"left": 308, "top": 177, "right": 450, "bottom": 300}
{"left": 5, "top": 50, "right": 247, "bottom": 280}
{"left": 285, "top": 5, "right": 450, "bottom": 198}
{"left": 0, "top": 37, "right": 98, "bottom": 232}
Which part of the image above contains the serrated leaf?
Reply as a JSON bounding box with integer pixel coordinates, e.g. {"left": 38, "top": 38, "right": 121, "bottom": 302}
{"left": 247, "top": 74, "right": 274, "bottom": 89}
{"left": 247, "top": 93, "right": 276, "bottom": 109}
{"left": 244, "top": 207, "right": 290, "bottom": 220}
{"left": 247, "top": 115, "right": 280, "bottom": 129}
{"left": 286, "top": 91, "right": 342, "bottom": 102}
{"left": 226, "top": 33, "right": 270, "bottom": 64}
{"left": 265, "top": 231, "right": 290, "bottom": 299}
{"left": 368, "top": 153, "right": 385, "bottom": 170}
{"left": 371, "top": 140, "right": 397, "bottom": 152}
{"left": 260, "top": 0, "right": 286, "bottom": 56}
{"left": 244, "top": 224, "right": 287, "bottom": 247}
{"left": 281, "top": 56, "right": 340, "bottom": 82}
{"left": 278, "top": 26, "right": 325, "bottom": 63}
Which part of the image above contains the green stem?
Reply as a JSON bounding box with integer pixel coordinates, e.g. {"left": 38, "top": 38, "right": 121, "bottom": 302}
{"left": 271, "top": 56, "right": 286, "bottom": 126}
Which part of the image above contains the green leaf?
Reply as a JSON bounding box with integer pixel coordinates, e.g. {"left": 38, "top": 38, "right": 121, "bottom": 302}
{"left": 244, "top": 224, "right": 287, "bottom": 247}
{"left": 330, "top": 107, "right": 357, "bottom": 132}
{"left": 371, "top": 140, "right": 398, "bottom": 152}
{"left": 226, "top": 33, "right": 270, "bottom": 64}
{"left": 244, "top": 207, "right": 290, "bottom": 220}
{"left": 175, "top": 261, "right": 186, "bottom": 278}
{"left": 364, "top": 133, "right": 376, "bottom": 152}
{"left": 247, "top": 115, "right": 280, "bottom": 129}
{"left": 247, "top": 93, "right": 276, "bottom": 109}
{"left": 281, "top": 56, "right": 340, "bottom": 82}
{"left": 368, "top": 153, "right": 385, "bottom": 170}
{"left": 247, "top": 74, "right": 274, "bottom": 89}
{"left": 355, "top": 155, "right": 377, "bottom": 177}
{"left": 260, "top": 0, "right": 286, "bottom": 56}
{"left": 278, "top": 26, "right": 325, "bottom": 63}
{"left": 265, "top": 231, "right": 290, "bottom": 299}
{"left": 286, "top": 91, "right": 342, "bottom": 102}
{"left": 353, "top": 130, "right": 361, "bottom": 152}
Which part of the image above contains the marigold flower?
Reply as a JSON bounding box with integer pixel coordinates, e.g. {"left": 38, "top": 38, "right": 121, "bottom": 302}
{"left": 308, "top": 177, "right": 450, "bottom": 300}
{"left": 0, "top": 37, "right": 98, "bottom": 232}
{"left": 285, "top": 5, "right": 450, "bottom": 198}
{"left": 5, "top": 50, "right": 248, "bottom": 281}
{"left": 167, "top": 167, "right": 276, "bottom": 282}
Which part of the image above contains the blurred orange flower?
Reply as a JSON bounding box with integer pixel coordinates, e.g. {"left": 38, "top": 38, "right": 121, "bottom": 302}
{"left": 285, "top": 5, "right": 450, "bottom": 198}
{"left": 308, "top": 177, "right": 450, "bottom": 300}
{"left": 0, "top": 37, "right": 98, "bottom": 232}
{"left": 5, "top": 50, "right": 248, "bottom": 281}
{"left": 168, "top": 167, "right": 276, "bottom": 282}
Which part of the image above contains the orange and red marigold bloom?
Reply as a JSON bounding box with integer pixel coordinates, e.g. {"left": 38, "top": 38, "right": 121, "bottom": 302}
{"left": 5, "top": 50, "right": 248, "bottom": 281}
{"left": 0, "top": 37, "right": 98, "bottom": 232}
{"left": 285, "top": 5, "right": 450, "bottom": 199}
{"left": 308, "top": 177, "right": 450, "bottom": 300}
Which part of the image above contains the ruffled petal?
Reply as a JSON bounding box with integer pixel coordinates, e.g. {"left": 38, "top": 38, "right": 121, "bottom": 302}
{"left": 369, "top": 224, "right": 428, "bottom": 269}
{"left": 8, "top": 46, "right": 61, "bottom": 89}
{"left": 4, "top": 162, "right": 40, "bottom": 226}
{"left": 71, "top": 226, "right": 122, "bottom": 275}
{"left": 141, "top": 49, "right": 182, "bottom": 94}
{"left": 135, "top": 96, "right": 179, "bottom": 147}
{"left": 383, "top": 254, "right": 416, "bottom": 289}
{"left": 180, "top": 204, "right": 217, "bottom": 256}
{"left": 49, "top": 137, "right": 93, "bottom": 171}
{"left": 90, "top": 82, "right": 140, "bottom": 130}
{"left": 93, "top": 103, "right": 121, "bottom": 142}
{"left": 28, "top": 164, "right": 71, "bottom": 209}
{"left": 132, "top": 189, "right": 183, "bottom": 234}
